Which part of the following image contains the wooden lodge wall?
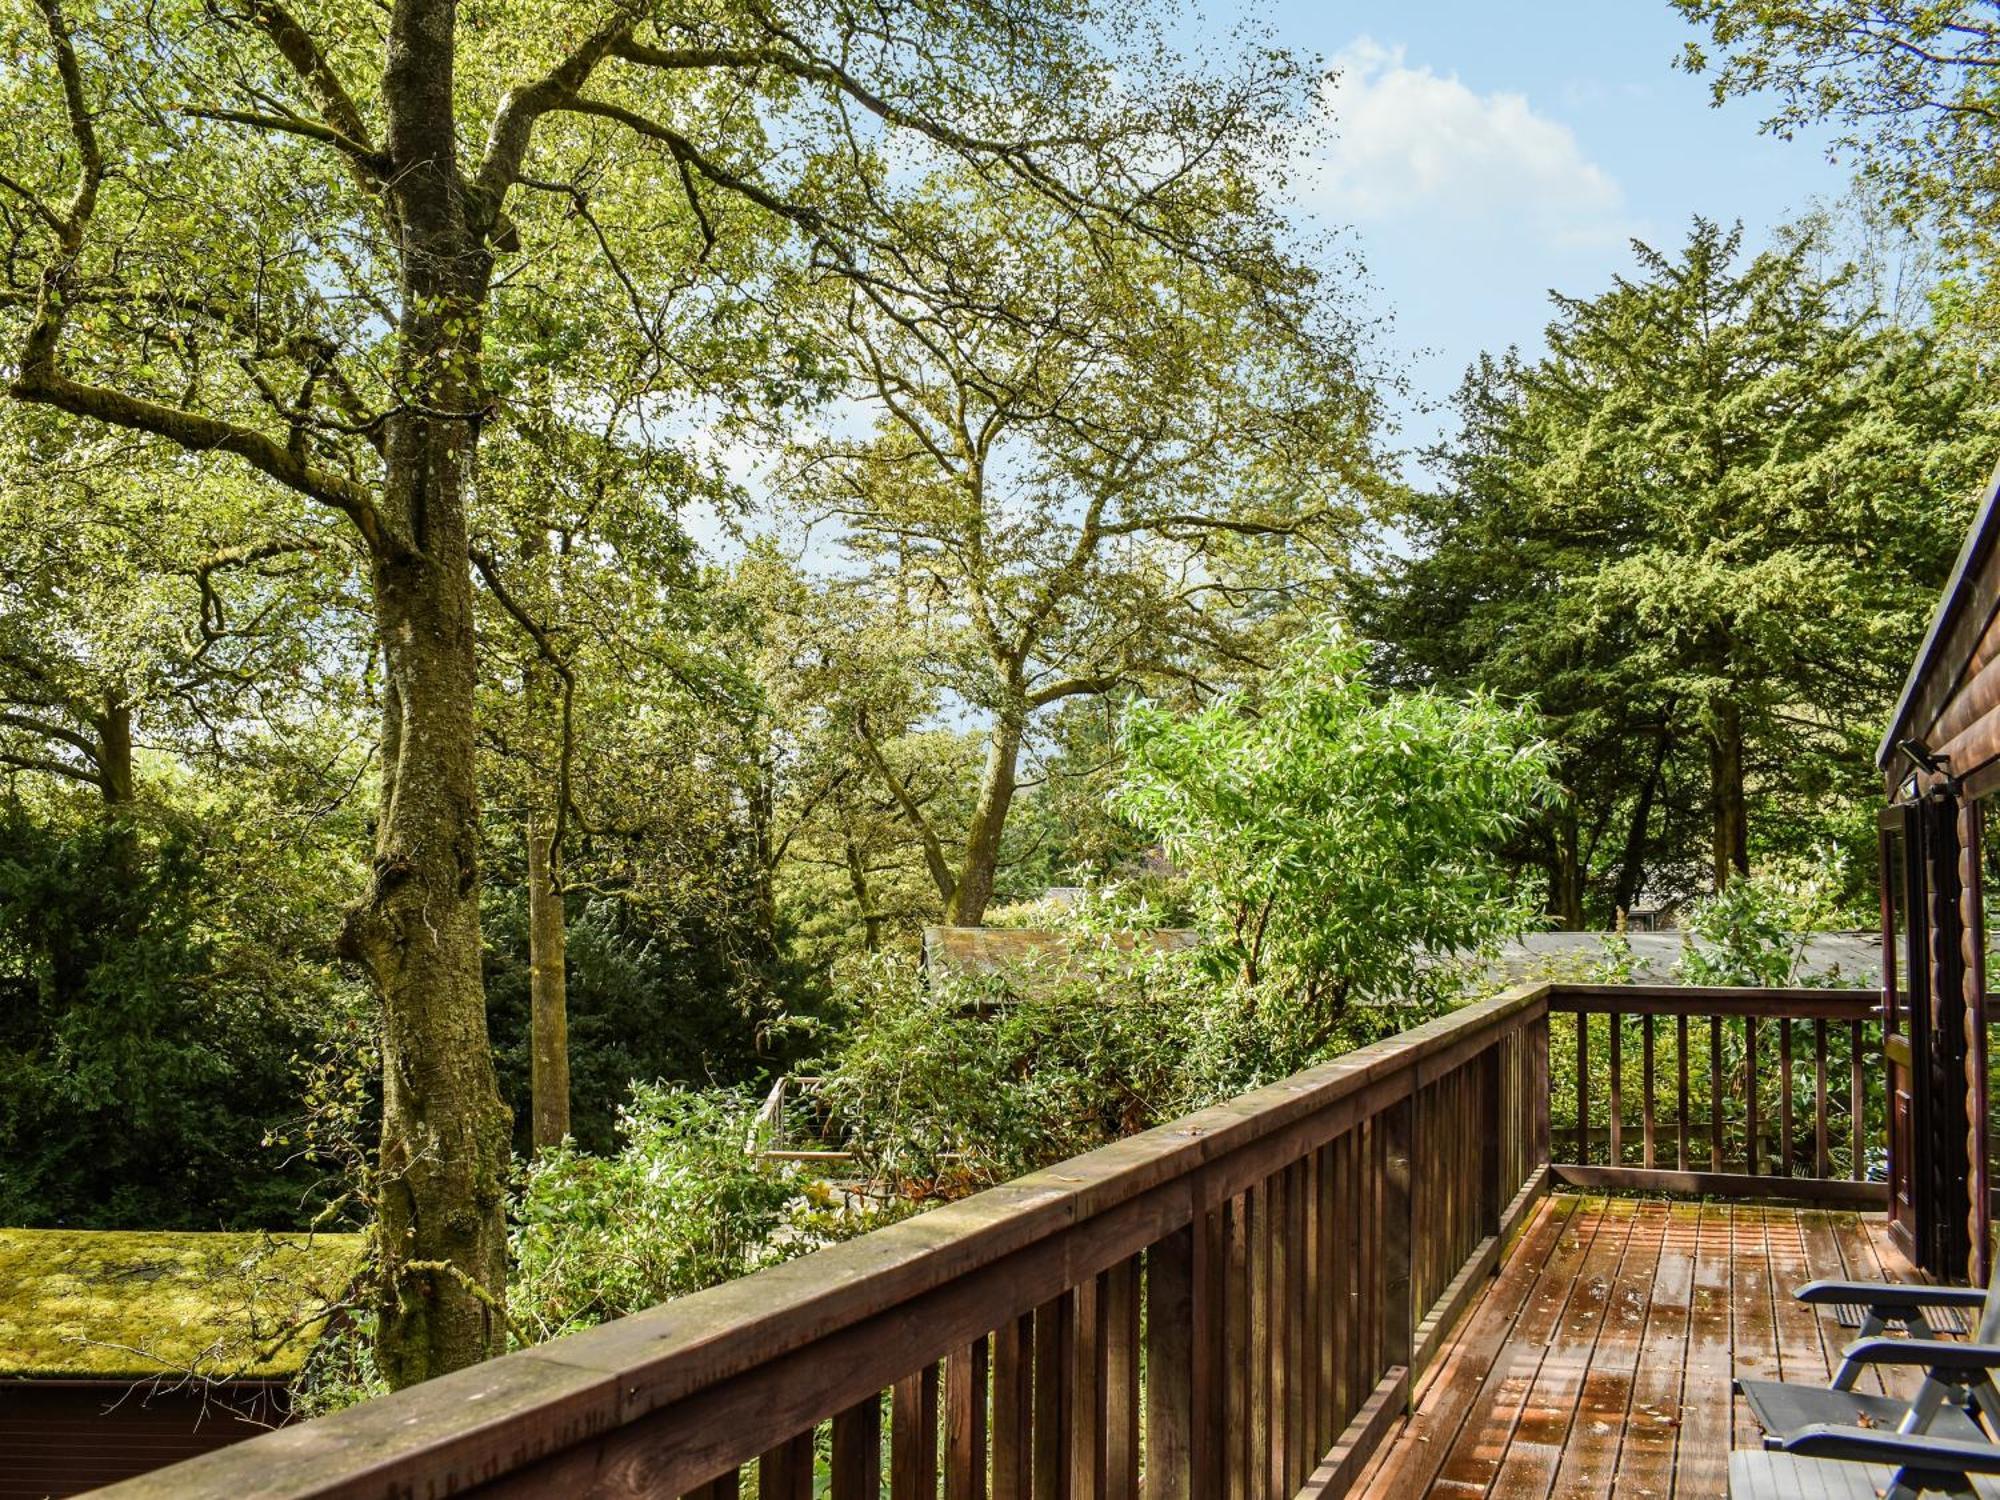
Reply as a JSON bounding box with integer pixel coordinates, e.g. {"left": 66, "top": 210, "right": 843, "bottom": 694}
{"left": 0, "top": 1381, "right": 291, "bottom": 1498}
{"left": 1880, "top": 459, "right": 2000, "bottom": 1282}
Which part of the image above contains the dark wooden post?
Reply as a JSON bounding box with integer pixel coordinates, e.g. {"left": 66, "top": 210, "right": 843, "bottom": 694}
{"left": 947, "top": 1339, "right": 988, "bottom": 1500}
{"left": 761, "top": 1430, "right": 814, "bottom": 1500}
{"left": 1481, "top": 1042, "right": 1504, "bottom": 1237}
{"left": 832, "top": 1399, "right": 881, "bottom": 1500}
{"left": 993, "top": 1316, "right": 1034, "bottom": 1499}
{"left": 1033, "top": 1295, "right": 1072, "bottom": 1500}
{"left": 1536, "top": 1007, "right": 1552, "bottom": 1175}
{"left": 1146, "top": 1225, "right": 1195, "bottom": 1500}
{"left": 1382, "top": 1091, "right": 1415, "bottom": 1395}
{"left": 893, "top": 1367, "right": 939, "bottom": 1500}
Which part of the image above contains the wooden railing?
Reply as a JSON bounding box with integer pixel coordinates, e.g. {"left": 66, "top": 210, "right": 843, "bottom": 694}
{"left": 103, "top": 986, "right": 1553, "bottom": 1500}
{"left": 1547, "top": 984, "right": 1886, "bottom": 1207}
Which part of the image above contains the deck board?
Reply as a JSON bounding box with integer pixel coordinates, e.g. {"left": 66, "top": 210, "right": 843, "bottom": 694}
{"left": 1355, "top": 1194, "right": 1922, "bottom": 1500}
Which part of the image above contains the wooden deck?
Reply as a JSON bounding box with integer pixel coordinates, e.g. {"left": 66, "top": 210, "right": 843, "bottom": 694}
{"left": 1358, "top": 1191, "right": 1921, "bottom": 1500}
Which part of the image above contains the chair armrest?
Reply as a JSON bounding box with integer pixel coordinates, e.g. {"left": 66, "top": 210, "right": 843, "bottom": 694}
{"left": 1796, "top": 1278, "right": 1990, "bottom": 1311}
{"left": 1778, "top": 1423, "right": 2000, "bottom": 1474}
{"left": 1840, "top": 1336, "right": 2000, "bottom": 1371}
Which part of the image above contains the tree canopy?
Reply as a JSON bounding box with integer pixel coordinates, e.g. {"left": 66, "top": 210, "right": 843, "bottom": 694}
{"left": 1360, "top": 218, "right": 1995, "bottom": 920}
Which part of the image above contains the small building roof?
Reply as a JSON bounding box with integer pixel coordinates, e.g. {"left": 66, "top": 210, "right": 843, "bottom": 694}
{"left": 0, "top": 1228, "right": 367, "bottom": 1381}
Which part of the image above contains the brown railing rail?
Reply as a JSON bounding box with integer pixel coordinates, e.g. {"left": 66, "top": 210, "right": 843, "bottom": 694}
{"left": 1548, "top": 984, "right": 1886, "bottom": 1207}
{"left": 103, "top": 986, "right": 1553, "bottom": 1500}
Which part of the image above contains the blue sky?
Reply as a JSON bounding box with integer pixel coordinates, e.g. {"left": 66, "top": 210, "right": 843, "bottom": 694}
{"left": 1211, "top": 1, "right": 1853, "bottom": 469}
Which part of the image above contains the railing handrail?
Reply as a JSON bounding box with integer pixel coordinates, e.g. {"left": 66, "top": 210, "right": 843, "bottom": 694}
{"left": 104, "top": 984, "right": 1553, "bottom": 1498}
{"left": 1548, "top": 983, "right": 1880, "bottom": 1018}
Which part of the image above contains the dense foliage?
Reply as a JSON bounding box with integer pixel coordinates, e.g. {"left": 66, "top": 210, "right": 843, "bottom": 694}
{"left": 0, "top": 798, "right": 365, "bottom": 1228}
{"left": 1360, "top": 219, "right": 1995, "bottom": 922}
{"left": 508, "top": 1085, "right": 806, "bottom": 1340}
{"left": 1115, "top": 622, "right": 1559, "bottom": 1007}
{"left": 1674, "top": 0, "right": 2000, "bottom": 340}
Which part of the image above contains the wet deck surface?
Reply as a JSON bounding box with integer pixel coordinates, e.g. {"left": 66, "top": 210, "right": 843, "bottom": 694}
{"left": 1356, "top": 1192, "right": 1920, "bottom": 1500}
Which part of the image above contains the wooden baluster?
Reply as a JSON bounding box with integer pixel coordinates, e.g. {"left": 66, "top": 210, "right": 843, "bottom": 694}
{"left": 1223, "top": 1193, "right": 1249, "bottom": 1500}
{"left": 1329, "top": 1136, "right": 1354, "bottom": 1436}
{"left": 1285, "top": 1160, "right": 1307, "bottom": 1493}
{"left": 1033, "top": 1295, "right": 1072, "bottom": 1500}
{"left": 1382, "top": 1100, "right": 1415, "bottom": 1377}
{"left": 1072, "top": 1275, "right": 1108, "bottom": 1500}
{"left": 1248, "top": 1177, "right": 1272, "bottom": 1500}
{"left": 1316, "top": 1143, "right": 1337, "bottom": 1452}
{"left": 1608, "top": 1014, "right": 1623, "bottom": 1167}
{"left": 1850, "top": 1019, "right": 1867, "bottom": 1182}
{"left": 1358, "top": 1121, "right": 1376, "bottom": 1409}
{"left": 1677, "top": 1014, "right": 1691, "bottom": 1171}
{"left": 1262, "top": 1171, "right": 1285, "bottom": 1500}
{"left": 894, "top": 1366, "right": 940, "bottom": 1500}
{"left": 947, "top": 1339, "right": 988, "bottom": 1500}
{"left": 1746, "top": 1017, "right": 1761, "bottom": 1176}
{"left": 687, "top": 1471, "right": 741, "bottom": 1500}
{"left": 1146, "top": 1227, "right": 1194, "bottom": 1500}
{"left": 1780, "top": 1017, "right": 1795, "bottom": 1178}
{"left": 1105, "top": 1258, "right": 1139, "bottom": 1500}
{"left": 1814, "top": 1019, "right": 1832, "bottom": 1179}
{"left": 993, "top": 1316, "right": 1033, "bottom": 1500}
{"left": 1277, "top": 1163, "right": 1303, "bottom": 1497}
{"left": 1709, "top": 1015, "right": 1724, "bottom": 1172}
{"left": 1641, "top": 1014, "right": 1656, "bottom": 1169}
{"left": 1575, "top": 1010, "right": 1590, "bottom": 1166}
{"left": 1299, "top": 1151, "right": 1321, "bottom": 1470}
{"left": 833, "top": 1398, "right": 882, "bottom": 1500}
{"left": 1196, "top": 1206, "right": 1227, "bottom": 1500}
{"left": 762, "top": 1430, "right": 814, "bottom": 1500}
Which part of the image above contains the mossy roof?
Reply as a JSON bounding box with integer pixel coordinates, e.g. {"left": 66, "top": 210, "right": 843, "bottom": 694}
{"left": 0, "top": 1228, "right": 367, "bottom": 1380}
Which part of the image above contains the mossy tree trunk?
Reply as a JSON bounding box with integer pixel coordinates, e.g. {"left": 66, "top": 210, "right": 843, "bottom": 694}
{"left": 526, "top": 811, "right": 569, "bottom": 1150}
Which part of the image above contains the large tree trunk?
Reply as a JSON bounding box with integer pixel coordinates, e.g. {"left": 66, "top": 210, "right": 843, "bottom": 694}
{"left": 1708, "top": 701, "right": 1749, "bottom": 889}
{"left": 945, "top": 708, "right": 1023, "bottom": 926}
{"left": 526, "top": 812, "right": 569, "bottom": 1150}
{"left": 1615, "top": 728, "right": 1670, "bottom": 917}
{"left": 97, "top": 692, "right": 133, "bottom": 805}
{"left": 843, "top": 831, "right": 883, "bottom": 951}
{"left": 341, "top": 15, "right": 511, "bottom": 1384}
{"left": 1549, "top": 805, "right": 1584, "bottom": 930}
{"left": 345, "top": 519, "right": 510, "bottom": 1388}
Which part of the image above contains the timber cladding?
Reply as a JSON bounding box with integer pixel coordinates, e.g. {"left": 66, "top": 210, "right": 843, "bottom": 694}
{"left": 0, "top": 1380, "right": 290, "bottom": 1499}
{"left": 1883, "top": 456, "right": 2000, "bottom": 800}
{"left": 89, "top": 986, "right": 1557, "bottom": 1500}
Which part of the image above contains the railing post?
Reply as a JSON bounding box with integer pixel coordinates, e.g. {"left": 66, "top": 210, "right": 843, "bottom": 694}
{"left": 1481, "top": 1041, "right": 1504, "bottom": 1238}
{"left": 1536, "top": 1006, "right": 1552, "bottom": 1175}
{"left": 1382, "top": 1090, "right": 1415, "bottom": 1395}
{"left": 1145, "top": 1224, "right": 1195, "bottom": 1500}
{"left": 833, "top": 1398, "right": 881, "bottom": 1500}
{"left": 1034, "top": 1294, "right": 1073, "bottom": 1500}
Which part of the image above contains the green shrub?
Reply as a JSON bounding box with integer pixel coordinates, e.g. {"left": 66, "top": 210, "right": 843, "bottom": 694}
{"left": 508, "top": 1084, "right": 803, "bottom": 1339}
{"left": 1112, "top": 619, "right": 1558, "bottom": 1013}
{"left": 816, "top": 944, "right": 1464, "bottom": 1193}
{"left": 1675, "top": 848, "right": 1870, "bottom": 988}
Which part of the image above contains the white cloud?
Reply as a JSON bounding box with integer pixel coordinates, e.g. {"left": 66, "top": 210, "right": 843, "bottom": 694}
{"left": 1299, "top": 39, "right": 1631, "bottom": 248}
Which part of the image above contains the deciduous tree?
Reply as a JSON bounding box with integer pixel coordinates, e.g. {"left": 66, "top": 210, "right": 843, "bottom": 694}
{"left": 2, "top": 0, "right": 1316, "bottom": 1382}
{"left": 783, "top": 174, "right": 1379, "bottom": 924}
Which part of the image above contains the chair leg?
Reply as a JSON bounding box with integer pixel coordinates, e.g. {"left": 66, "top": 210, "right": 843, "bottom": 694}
{"left": 1902, "top": 1378, "right": 1951, "bottom": 1435}
{"left": 1834, "top": 1312, "right": 1890, "bottom": 1392}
